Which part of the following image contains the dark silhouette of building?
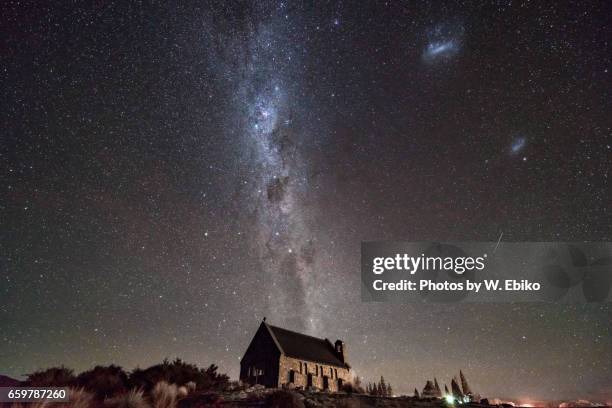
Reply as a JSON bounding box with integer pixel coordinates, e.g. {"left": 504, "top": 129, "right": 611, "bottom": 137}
{"left": 240, "top": 319, "right": 351, "bottom": 391}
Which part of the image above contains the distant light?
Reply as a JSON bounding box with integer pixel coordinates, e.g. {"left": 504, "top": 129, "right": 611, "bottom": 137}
{"left": 445, "top": 395, "right": 455, "bottom": 404}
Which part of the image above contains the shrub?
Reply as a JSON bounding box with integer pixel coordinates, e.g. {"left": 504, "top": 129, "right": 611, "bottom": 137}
{"left": 224, "top": 380, "right": 245, "bottom": 391}
{"left": 341, "top": 382, "right": 364, "bottom": 394}
{"left": 68, "top": 387, "right": 97, "bottom": 408}
{"left": 10, "top": 388, "right": 96, "bottom": 408}
{"left": 152, "top": 381, "right": 178, "bottom": 408}
{"left": 177, "top": 386, "right": 188, "bottom": 398}
{"left": 7, "top": 388, "right": 99, "bottom": 408}
{"left": 26, "top": 366, "right": 75, "bottom": 387}
{"left": 104, "top": 389, "right": 150, "bottom": 408}
{"left": 177, "top": 392, "right": 223, "bottom": 408}
{"left": 129, "top": 359, "right": 228, "bottom": 392}
{"left": 185, "top": 381, "right": 196, "bottom": 393}
{"left": 77, "top": 365, "right": 129, "bottom": 400}
{"left": 335, "top": 399, "right": 360, "bottom": 408}
{"left": 266, "top": 390, "right": 304, "bottom": 408}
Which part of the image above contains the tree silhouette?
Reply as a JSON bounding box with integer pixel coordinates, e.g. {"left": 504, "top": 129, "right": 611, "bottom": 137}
{"left": 460, "top": 370, "right": 472, "bottom": 396}
{"left": 434, "top": 378, "right": 442, "bottom": 397}
{"left": 366, "top": 377, "right": 393, "bottom": 397}
{"left": 366, "top": 382, "right": 375, "bottom": 395}
{"left": 422, "top": 380, "right": 437, "bottom": 397}
{"left": 451, "top": 377, "right": 464, "bottom": 399}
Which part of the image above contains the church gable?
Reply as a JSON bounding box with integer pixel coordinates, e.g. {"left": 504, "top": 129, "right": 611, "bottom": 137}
{"left": 239, "top": 322, "right": 283, "bottom": 388}
{"left": 242, "top": 322, "right": 283, "bottom": 359}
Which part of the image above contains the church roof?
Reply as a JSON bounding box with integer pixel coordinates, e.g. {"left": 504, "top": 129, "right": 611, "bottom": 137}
{"left": 264, "top": 323, "right": 349, "bottom": 368}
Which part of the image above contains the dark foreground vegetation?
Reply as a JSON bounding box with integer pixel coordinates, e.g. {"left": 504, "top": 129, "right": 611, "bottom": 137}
{"left": 2, "top": 362, "right": 503, "bottom": 408}
{"left": 2, "top": 358, "right": 230, "bottom": 407}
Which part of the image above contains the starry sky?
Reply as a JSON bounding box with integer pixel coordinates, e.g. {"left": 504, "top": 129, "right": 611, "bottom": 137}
{"left": 2, "top": 0, "right": 611, "bottom": 403}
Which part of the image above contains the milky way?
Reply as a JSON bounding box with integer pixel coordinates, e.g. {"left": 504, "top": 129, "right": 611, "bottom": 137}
{"left": 224, "top": 8, "right": 322, "bottom": 332}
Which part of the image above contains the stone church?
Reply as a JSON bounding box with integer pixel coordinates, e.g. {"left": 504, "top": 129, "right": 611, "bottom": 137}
{"left": 240, "top": 319, "right": 351, "bottom": 392}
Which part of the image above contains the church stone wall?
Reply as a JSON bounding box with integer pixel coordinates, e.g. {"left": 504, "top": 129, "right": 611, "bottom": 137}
{"left": 278, "top": 355, "right": 351, "bottom": 392}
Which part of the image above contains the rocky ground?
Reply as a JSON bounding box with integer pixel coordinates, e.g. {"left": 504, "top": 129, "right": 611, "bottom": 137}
{"left": 180, "top": 385, "right": 462, "bottom": 407}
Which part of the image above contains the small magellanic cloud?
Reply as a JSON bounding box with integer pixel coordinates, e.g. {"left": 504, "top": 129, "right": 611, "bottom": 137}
{"left": 510, "top": 136, "right": 527, "bottom": 154}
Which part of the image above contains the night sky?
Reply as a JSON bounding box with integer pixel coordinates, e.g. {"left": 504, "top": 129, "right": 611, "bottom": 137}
{"left": 2, "top": 1, "right": 611, "bottom": 403}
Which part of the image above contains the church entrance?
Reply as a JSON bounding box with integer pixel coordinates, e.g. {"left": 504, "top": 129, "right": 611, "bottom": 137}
{"left": 307, "top": 373, "right": 313, "bottom": 387}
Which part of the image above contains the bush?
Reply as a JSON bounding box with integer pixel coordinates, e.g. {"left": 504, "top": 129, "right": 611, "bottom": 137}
{"left": 26, "top": 366, "right": 75, "bottom": 387}
{"left": 129, "top": 359, "right": 228, "bottom": 392}
{"left": 224, "top": 380, "right": 245, "bottom": 392}
{"left": 341, "top": 382, "right": 364, "bottom": 394}
{"left": 266, "top": 390, "right": 305, "bottom": 408}
{"left": 69, "top": 387, "right": 98, "bottom": 408}
{"left": 177, "top": 386, "right": 188, "bottom": 398}
{"left": 77, "top": 365, "right": 129, "bottom": 400}
{"left": 185, "top": 381, "right": 196, "bottom": 393}
{"left": 177, "top": 392, "right": 223, "bottom": 408}
{"left": 152, "top": 381, "right": 178, "bottom": 408}
{"left": 104, "top": 389, "right": 149, "bottom": 408}
{"left": 11, "top": 387, "right": 97, "bottom": 408}
{"left": 18, "top": 359, "right": 229, "bottom": 405}
{"left": 335, "top": 399, "right": 360, "bottom": 408}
